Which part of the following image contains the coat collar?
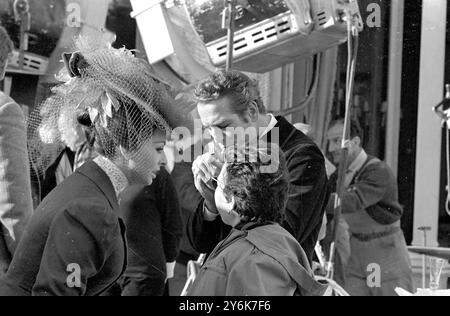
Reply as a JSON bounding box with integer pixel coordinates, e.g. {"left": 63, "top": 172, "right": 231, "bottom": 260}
{"left": 260, "top": 114, "right": 278, "bottom": 138}
{"left": 272, "top": 116, "right": 307, "bottom": 150}
{"left": 348, "top": 149, "right": 368, "bottom": 174}
{"left": 93, "top": 156, "right": 129, "bottom": 198}
{"left": 75, "top": 161, "right": 120, "bottom": 212}
{"left": 244, "top": 224, "right": 328, "bottom": 296}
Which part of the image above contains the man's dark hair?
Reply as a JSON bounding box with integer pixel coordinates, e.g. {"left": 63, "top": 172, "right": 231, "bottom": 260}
{"left": 222, "top": 144, "right": 289, "bottom": 225}
{"left": 194, "top": 70, "right": 266, "bottom": 120}
{"left": 329, "top": 118, "right": 364, "bottom": 142}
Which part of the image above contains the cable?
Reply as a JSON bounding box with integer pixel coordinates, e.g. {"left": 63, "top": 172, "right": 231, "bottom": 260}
{"left": 446, "top": 127, "right": 450, "bottom": 216}
{"left": 225, "top": 0, "right": 237, "bottom": 71}
{"left": 326, "top": 9, "right": 359, "bottom": 280}
{"left": 273, "top": 54, "right": 320, "bottom": 117}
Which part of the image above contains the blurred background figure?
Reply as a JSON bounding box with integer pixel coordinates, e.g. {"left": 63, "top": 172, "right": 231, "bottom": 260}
{"left": 325, "top": 119, "right": 413, "bottom": 296}
{"left": 0, "top": 25, "right": 33, "bottom": 276}
{"left": 165, "top": 133, "right": 204, "bottom": 296}
{"left": 37, "top": 110, "right": 97, "bottom": 202}
{"left": 117, "top": 166, "right": 183, "bottom": 297}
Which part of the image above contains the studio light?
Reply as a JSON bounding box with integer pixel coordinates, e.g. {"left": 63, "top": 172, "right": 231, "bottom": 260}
{"left": 132, "top": 0, "right": 364, "bottom": 73}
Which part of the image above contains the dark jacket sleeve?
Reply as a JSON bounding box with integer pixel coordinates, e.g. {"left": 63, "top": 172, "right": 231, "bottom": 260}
{"left": 281, "top": 145, "right": 329, "bottom": 262}
{"left": 171, "top": 162, "right": 203, "bottom": 258}
{"left": 32, "top": 199, "right": 122, "bottom": 296}
{"left": 173, "top": 162, "right": 229, "bottom": 256}
{"left": 158, "top": 170, "right": 183, "bottom": 263}
{"left": 187, "top": 200, "right": 231, "bottom": 254}
{"left": 172, "top": 163, "right": 204, "bottom": 216}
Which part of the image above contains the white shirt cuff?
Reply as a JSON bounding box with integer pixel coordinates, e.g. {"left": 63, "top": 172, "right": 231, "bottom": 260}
{"left": 203, "top": 204, "right": 219, "bottom": 221}
{"left": 166, "top": 262, "right": 176, "bottom": 279}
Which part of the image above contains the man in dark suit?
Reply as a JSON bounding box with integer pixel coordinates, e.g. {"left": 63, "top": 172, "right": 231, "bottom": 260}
{"left": 187, "top": 70, "right": 330, "bottom": 263}
{"left": 0, "top": 25, "right": 33, "bottom": 275}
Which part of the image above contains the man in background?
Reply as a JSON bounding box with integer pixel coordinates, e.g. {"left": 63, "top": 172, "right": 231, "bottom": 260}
{"left": 326, "top": 119, "right": 414, "bottom": 296}
{"left": 0, "top": 25, "right": 33, "bottom": 275}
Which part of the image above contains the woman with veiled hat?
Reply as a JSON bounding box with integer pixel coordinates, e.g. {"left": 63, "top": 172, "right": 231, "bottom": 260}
{"left": 0, "top": 39, "right": 177, "bottom": 296}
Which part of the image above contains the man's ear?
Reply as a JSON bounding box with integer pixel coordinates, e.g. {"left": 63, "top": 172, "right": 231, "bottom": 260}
{"left": 247, "top": 101, "right": 259, "bottom": 123}
{"left": 352, "top": 136, "right": 361, "bottom": 147}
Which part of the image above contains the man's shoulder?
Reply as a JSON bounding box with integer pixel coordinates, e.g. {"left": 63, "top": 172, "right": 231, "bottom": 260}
{"left": 364, "top": 155, "right": 389, "bottom": 169}
{"left": 246, "top": 224, "right": 304, "bottom": 256}
{"left": 275, "top": 116, "right": 321, "bottom": 153}
{"left": 359, "top": 155, "right": 395, "bottom": 180}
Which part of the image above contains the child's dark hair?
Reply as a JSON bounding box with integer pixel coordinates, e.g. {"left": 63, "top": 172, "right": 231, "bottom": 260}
{"left": 222, "top": 144, "right": 289, "bottom": 225}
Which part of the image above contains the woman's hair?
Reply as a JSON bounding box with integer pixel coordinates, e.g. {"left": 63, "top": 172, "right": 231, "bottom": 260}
{"left": 222, "top": 144, "right": 289, "bottom": 225}
{"left": 194, "top": 70, "right": 266, "bottom": 120}
{"left": 76, "top": 98, "right": 160, "bottom": 158}
{"left": 76, "top": 112, "right": 97, "bottom": 148}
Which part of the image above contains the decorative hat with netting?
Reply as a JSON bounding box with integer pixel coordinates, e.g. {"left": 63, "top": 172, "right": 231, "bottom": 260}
{"left": 28, "top": 37, "right": 182, "bottom": 184}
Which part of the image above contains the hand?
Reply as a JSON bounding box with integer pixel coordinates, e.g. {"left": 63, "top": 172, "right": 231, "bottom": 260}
{"left": 192, "top": 153, "right": 222, "bottom": 184}
{"left": 192, "top": 173, "right": 218, "bottom": 215}
{"left": 192, "top": 153, "right": 224, "bottom": 214}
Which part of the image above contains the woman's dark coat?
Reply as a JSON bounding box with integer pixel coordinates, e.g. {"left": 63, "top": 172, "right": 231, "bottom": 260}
{"left": 0, "top": 161, "right": 127, "bottom": 296}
